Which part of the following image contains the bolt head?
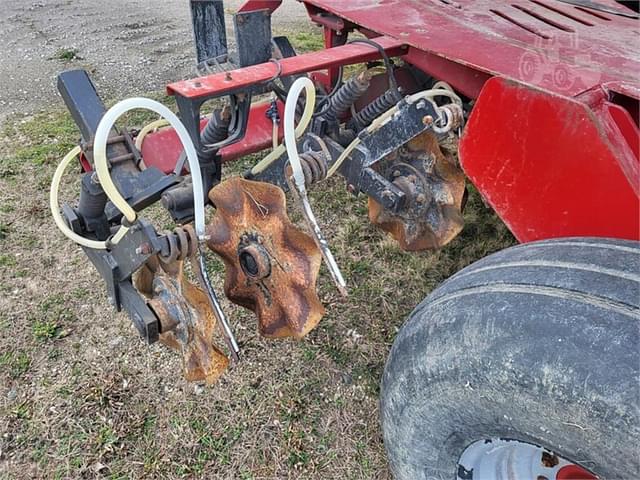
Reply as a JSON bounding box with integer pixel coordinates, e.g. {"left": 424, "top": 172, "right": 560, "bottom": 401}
{"left": 423, "top": 115, "right": 434, "bottom": 126}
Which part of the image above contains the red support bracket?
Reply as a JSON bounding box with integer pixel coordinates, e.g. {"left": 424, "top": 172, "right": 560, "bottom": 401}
{"left": 166, "top": 36, "right": 407, "bottom": 99}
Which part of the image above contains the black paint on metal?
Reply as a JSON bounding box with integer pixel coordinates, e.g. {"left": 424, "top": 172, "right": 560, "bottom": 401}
{"left": 74, "top": 219, "right": 164, "bottom": 344}
{"left": 104, "top": 167, "right": 180, "bottom": 223}
{"left": 233, "top": 9, "right": 272, "bottom": 67}
{"left": 57, "top": 69, "right": 107, "bottom": 143}
{"left": 190, "top": 0, "right": 228, "bottom": 64}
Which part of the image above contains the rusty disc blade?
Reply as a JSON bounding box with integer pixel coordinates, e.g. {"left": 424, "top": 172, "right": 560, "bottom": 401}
{"left": 369, "top": 130, "right": 466, "bottom": 251}
{"left": 134, "top": 257, "right": 229, "bottom": 384}
{"left": 206, "top": 177, "right": 325, "bottom": 339}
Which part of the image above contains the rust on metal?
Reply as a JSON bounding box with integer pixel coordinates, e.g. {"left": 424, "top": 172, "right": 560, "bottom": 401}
{"left": 134, "top": 255, "right": 229, "bottom": 384}
{"left": 368, "top": 130, "right": 466, "bottom": 251}
{"left": 206, "top": 177, "right": 325, "bottom": 339}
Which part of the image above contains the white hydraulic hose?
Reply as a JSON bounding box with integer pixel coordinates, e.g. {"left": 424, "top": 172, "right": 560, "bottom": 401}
{"left": 283, "top": 77, "right": 315, "bottom": 194}
{"left": 134, "top": 118, "right": 170, "bottom": 151}
{"left": 134, "top": 118, "right": 170, "bottom": 170}
{"left": 50, "top": 146, "right": 123, "bottom": 249}
{"left": 282, "top": 77, "right": 347, "bottom": 295}
{"left": 250, "top": 85, "right": 316, "bottom": 176}
{"left": 93, "top": 97, "right": 207, "bottom": 241}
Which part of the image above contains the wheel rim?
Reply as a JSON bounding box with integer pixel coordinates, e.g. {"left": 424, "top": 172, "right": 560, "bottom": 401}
{"left": 457, "top": 438, "right": 598, "bottom": 480}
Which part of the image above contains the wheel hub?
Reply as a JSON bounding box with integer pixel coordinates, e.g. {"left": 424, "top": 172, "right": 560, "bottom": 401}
{"left": 457, "top": 438, "right": 598, "bottom": 480}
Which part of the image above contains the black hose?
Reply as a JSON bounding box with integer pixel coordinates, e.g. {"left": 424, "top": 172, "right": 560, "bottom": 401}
{"left": 201, "top": 108, "right": 231, "bottom": 147}
{"left": 347, "top": 38, "right": 403, "bottom": 103}
{"left": 349, "top": 88, "right": 400, "bottom": 131}
{"left": 322, "top": 71, "right": 371, "bottom": 124}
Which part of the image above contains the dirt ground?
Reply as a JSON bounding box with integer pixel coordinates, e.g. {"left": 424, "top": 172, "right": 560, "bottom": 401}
{"left": 0, "top": 1, "right": 516, "bottom": 479}
{"left": 0, "top": 0, "right": 309, "bottom": 123}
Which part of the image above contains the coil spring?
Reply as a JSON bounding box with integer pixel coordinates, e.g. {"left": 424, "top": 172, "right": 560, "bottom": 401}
{"left": 159, "top": 225, "right": 198, "bottom": 264}
{"left": 201, "top": 107, "right": 231, "bottom": 147}
{"left": 295, "top": 150, "right": 329, "bottom": 187}
{"left": 324, "top": 72, "right": 371, "bottom": 124}
{"left": 349, "top": 88, "right": 399, "bottom": 131}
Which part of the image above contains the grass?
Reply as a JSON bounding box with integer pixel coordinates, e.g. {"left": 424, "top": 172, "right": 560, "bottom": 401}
{"left": 52, "top": 48, "right": 81, "bottom": 61}
{"left": 0, "top": 29, "right": 515, "bottom": 479}
{"left": 289, "top": 32, "right": 325, "bottom": 52}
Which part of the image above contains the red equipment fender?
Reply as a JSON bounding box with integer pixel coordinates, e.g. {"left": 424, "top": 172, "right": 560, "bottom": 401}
{"left": 459, "top": 77, "right": 639, "bottom": 242}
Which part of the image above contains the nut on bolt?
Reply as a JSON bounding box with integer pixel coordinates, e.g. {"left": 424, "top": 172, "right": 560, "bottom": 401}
{"left": 423, "top": 115, "right": 434, "bottom": 126}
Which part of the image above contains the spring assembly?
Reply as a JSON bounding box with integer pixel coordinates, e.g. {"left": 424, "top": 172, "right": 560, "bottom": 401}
{"left": 323, "top": 71, "right": 371, "bottom": 124}
{"left": 201, "top": 106, "right": 231, "bottom": 147}
{"left": 349, "top": 88, "right": 400, "bottom": 131}
{"left": 289, "top": 150, "right": 329, "bottom": 187}
{"left": 159, "top": 225, "right": 199, "bottom": 264}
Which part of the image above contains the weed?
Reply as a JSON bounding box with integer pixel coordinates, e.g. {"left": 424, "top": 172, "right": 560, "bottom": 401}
{"left": 288, "top": 449, "right": 311, "bottom": 468}
{"left": 0, "top": 254, "right": 16, "bottom": 267}
{"left": 32, "top": 319, "right": 60, "bottom": 341}
{"left": 15, "top": 352, "right": 30, "bottom": 376}
{"left": 13, "top": 402, "right": 31, "bottom": 419}
{"left": 1, "top": 350, "right": 31, "bottom": 378}
{"left": 96, "top": 426, "right": 119, "bottom": 448}
{"left": 53, "top": 48, "right": 81, "bottom": 61}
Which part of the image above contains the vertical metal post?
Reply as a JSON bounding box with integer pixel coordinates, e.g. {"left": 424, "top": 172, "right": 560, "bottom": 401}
{"left": 190, "top": 0, "right": 228, "bottom": 64}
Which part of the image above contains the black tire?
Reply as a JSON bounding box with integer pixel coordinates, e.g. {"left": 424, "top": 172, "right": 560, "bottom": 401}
{"left": 380, "top": 237, "right": 640, "bottom": 480}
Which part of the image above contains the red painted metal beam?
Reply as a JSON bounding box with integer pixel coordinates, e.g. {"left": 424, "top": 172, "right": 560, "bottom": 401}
{"left": 238, "top": 0, "right": 282, "bottom": 14}
{"left": 166, "top": 36, "right": 407, "bottom": 99}
{"left": 140, "top": 100, "right": 284, "bottom": 173}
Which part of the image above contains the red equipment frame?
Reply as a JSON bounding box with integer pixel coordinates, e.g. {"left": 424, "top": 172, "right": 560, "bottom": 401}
{"left": 144, "top": 0, "right": 639, "bottom": 243}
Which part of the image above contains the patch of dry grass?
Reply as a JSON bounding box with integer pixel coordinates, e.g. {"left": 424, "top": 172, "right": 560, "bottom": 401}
{"left": 0, "top": 39, "right": 515, "bottom": 478}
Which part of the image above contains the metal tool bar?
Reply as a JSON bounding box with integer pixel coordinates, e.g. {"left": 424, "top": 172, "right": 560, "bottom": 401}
{"left": 166, "top": 36, "right": 406, "bottom": 99}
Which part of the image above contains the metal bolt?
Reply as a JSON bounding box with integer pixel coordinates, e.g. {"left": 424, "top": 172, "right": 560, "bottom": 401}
{"left": 423, "top": 115, "right": 434, "bottom": 126}
{"left": 392, "top": 170, "right": 401, "bottom": 178}
{"left": 135, "top": 242, "right": 152, "bottom": 255}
